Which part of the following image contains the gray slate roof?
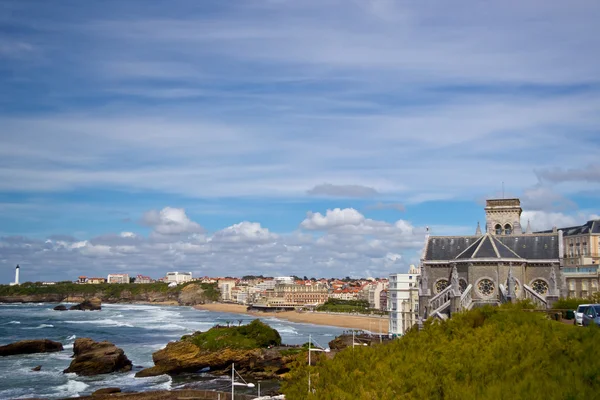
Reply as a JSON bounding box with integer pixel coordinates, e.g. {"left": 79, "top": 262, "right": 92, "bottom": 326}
{"left": 536, "top": 219, "right": 600, "bottom": 236}
{"left": 424, "top": 233, "right": 559, "bottom": 261}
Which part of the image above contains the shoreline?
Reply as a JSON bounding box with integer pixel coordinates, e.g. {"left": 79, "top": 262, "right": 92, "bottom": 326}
{"left": 194, "top": 303, "right": 389, "bottom": 333}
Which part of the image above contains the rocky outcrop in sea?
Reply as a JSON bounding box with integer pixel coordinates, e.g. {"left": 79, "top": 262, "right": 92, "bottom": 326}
{"left": 63, "top": 338, "right": 132, "bottom": 376}
{"left": 68, "top": 298, "right": 102, "bottom": 311}
{"left": 0, "top": 339, "right": 64, "bottom": 357}
{"left": 136, "top": 319, "right": 302, "bottom": 380}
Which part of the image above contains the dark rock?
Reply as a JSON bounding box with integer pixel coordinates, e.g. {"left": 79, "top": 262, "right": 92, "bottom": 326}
{"left": 0, "top": 339, "right": 64, "bottom": 357}
{"left": 329, "top": 333, "right": 372, "bottom": 351}
{"left": 69, "top": 298, "right": 102, "bottom": 311}
{"left": 63, "top": 338, "right": 132, "bottom": 376}
{"left": 53, "top": 305, "right": 68, "bottom": 311}
{"left": 31, "top": 365, "right": 42, "bottom": 371}
{"left": 92, "top": 387, "right": 121, "bottom": 396}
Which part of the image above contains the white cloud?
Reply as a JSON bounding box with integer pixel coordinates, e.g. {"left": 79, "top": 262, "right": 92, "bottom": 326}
{"left": 522, "top": 211, "right": 598, "bottom": 232}
{"left": 211, "top": 221, "right": 278, "bottom": 243}
{"left": 0, "top": 206, "right": 431, "bottom": 282}
{"left": 141, "top": 207, "right": 203, "bottom": 236}
{"left": 301, "top": 208, "right": 365, "bottom": 230}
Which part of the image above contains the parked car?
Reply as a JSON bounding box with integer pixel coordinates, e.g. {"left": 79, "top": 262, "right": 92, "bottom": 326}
{"left": 575, "top": 304, "right": 591, "bottom": 326}
{"left": 582, "top": 304, "right": 600, "bottom": 327}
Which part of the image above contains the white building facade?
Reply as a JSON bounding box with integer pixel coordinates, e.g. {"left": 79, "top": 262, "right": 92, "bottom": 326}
{"left": 107, "top": 273, "right": 130, "bottom": 284}
{"left": 388, "top": 265, "right": 420, "bottom": 337}
{"left": 166, "top": 271, "right": 192, "bottom": 284}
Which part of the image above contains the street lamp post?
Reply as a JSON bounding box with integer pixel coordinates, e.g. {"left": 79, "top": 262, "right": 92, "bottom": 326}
{"left": 231, "top": 362, "right": 255, "bottom": 399}
{"left": 308, "top": 334, "right": 330, "bottom": 394}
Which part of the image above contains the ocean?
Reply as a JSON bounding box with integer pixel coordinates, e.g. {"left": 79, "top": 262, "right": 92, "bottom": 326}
{"left": 0, "top": 303, "right": 343, "bottom": 399}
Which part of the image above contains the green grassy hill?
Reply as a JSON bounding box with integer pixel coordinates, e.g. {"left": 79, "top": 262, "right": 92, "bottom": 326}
{"left": 282, "top": 304, "right": 600, "bottom": 400}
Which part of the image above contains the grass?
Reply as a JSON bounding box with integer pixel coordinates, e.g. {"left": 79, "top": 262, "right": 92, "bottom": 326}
{"left": 187, "top": 319, "right": 282, "bottom": 351}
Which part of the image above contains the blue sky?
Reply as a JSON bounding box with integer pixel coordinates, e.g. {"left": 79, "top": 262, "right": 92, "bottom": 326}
{"left": 1, "top": 0, "right": 600, "bottom": 283}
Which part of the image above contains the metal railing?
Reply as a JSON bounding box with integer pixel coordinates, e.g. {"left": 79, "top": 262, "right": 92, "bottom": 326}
{"left": 429, "top": 285, "right": 453, "bottom": 310}
{"left": 460, "top": 284, "right": 473, "bottom": 310}
{"left": 523, "top": 284, "right": 547, "bottom": 309}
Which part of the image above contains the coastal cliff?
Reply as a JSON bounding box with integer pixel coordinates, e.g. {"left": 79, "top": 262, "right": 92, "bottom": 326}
{"left": 0, "top": 282, "right": 220, "bottom": 306}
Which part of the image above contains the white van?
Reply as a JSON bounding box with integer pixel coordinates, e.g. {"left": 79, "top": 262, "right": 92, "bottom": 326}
{"left": 575, "top": 304, "right": 591, "bottom": 326}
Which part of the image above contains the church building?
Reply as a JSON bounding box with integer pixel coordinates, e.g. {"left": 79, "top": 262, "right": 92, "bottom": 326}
{"left": 418, "top": 199, "right": 563, "bottom": 319}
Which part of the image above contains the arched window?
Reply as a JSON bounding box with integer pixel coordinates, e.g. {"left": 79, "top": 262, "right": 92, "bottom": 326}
{"left": 504, "top": 224, "right": 512, "bottom": 235}
{"left": 495, "top": 224, "right": 503, "bottom": 235}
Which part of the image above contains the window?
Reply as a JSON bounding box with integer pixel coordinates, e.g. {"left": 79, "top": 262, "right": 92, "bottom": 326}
{"left": 477, "top": 279, "right": 495, "bottom": 297}
{"left": 531, "top": 279, "right": 549, "bottom": 296}
{"left": 504, "top": 224, "right": 512, "bottom": 235}
{"left": 459, "top": 279, "right": 468, "bottom": 293}
{"left": 495, "top": 224, "right": 503, "bottom": 235}
{"left": 435, "top": 279, "right": 449, "bottom": 294}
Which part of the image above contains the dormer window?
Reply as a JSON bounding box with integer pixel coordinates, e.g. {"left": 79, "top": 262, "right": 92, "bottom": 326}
{"left": 495, "top": 224, "right": 503, "bottom": 235}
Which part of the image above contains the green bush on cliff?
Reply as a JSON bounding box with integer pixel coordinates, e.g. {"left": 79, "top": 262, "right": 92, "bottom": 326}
{"left": 189, "top": 319, "right": 282, "bottom": 351}
{"left": 282, "top": 307, "right": 600, "bottom": 400}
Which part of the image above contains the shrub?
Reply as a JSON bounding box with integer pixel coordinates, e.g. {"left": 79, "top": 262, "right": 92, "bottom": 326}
{"left": 282, "top": 307, "right": 600, "bottom": 399}
{"left": 190, "top": 319, "right": 282, "bottom": 351}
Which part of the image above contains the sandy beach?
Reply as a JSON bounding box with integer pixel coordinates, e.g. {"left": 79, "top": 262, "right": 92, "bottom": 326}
{"left": 194, "top": 303, "right": 389, "bottom": 333}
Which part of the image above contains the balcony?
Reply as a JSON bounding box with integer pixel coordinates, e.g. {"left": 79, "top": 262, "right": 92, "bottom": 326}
{"left": 562, "top": 266, "right": 598, "bottom": 275}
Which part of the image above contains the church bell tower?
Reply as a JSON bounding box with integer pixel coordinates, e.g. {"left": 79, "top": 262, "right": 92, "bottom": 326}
{"left": 484, "top": 199, "right": 523, "bottom": 235}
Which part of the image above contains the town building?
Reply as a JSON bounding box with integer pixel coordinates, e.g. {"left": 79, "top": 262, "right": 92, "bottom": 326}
{"left": 218, "top": 278, "right": 237, "bottom": 301}
{"left": 367, "top": 281, "right": 387, "bottom": 309}
{"left": 540, "top": 219, "right": 600, "bottom": 298}
{"left": 165, "top": 271, "right": 192, "bottom": 284}
{"left": 87, "top": 277, "right": 106, "bottom": 284}
{"left": 330, "top": 287, "right": 361, "bottom": 301}
{"left": 135, "top": 275, "right": 153, "bottom": 284}
{"left": 107, "top": 274, "right": 130, "bottom": 284}
{"left": 77, "top": 276, "right": 87, "bottom": 284}
{"left": 379, "top": 289, "right": 388, "bottom": 311}
{"left": 274, "top": 276, "right": 295, "bottom": 285}
{"left": 276, "top": 282, "right": 329, "bottom": 306}
{"left": 418, "top": 198, "right": 562, "bottom": 321}
{"left": 388, "top": 265, "right": 420, "bottom": 336}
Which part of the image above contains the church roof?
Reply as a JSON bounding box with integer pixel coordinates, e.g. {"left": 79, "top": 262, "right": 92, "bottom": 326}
{"left": 452, "top": 234, "right": 522, "bottom": 260}
{"left": 536, "top": 219, "right": 600, "bottom": 236}
{"left": 424, "top": 233, "right": 559, "bottom": 261}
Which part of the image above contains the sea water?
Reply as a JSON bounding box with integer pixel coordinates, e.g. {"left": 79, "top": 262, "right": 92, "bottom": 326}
{"left": 0, "top": 303, "right": 342, "bottom": 399}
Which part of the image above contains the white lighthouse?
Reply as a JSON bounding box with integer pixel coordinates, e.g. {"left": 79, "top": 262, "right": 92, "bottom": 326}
{"left": 10, "top": 265, "right": 20, "bottom": 286}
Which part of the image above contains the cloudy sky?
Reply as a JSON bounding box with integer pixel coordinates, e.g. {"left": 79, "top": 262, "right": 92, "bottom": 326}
{"left": 1, "top": 0, "right": 599, "bottom": 283}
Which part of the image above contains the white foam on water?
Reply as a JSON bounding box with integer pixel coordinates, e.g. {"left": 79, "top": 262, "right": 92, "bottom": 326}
{"left": 55, "top": 379, "right": 89, "bottom": 398}
{"left": 23, "top": 324, "right": 54, "bottom": 329}
{"left": 66, "top": 335, "right": 76, "bottom": 340}
{"left": 146, "top": 323, "right": 187, "bottom": 331}
{"left": 5, "top": 320, "right": 20, "bottom": 324}
{"left": 64, "top": 319, "right": 134, "bottom": 327}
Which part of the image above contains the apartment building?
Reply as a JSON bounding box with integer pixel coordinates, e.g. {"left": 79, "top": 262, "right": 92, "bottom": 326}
{"left": 107, "top": 274, "right": 130, "bottom": 284}
{"left": 555, "top": 220, "right": 600, "bottom": 297}
{"left": 388, "top": 265, "right": 420, "bottom": 336}
{"left": 264, "top": 282, "right": 329, "bottom": 306}
{"left": 166, "top": 271, "right": 192, "bottom": 284}
{"left": 218, "top": 278, "right": 237, "bottom": 301}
